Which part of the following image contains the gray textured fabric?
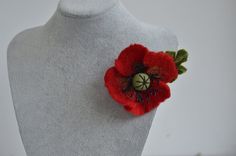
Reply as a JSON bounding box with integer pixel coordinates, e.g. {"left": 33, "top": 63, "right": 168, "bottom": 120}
{"left": 59, "top": 0, "right": 118, "bottom": 17}
{"left": 7, "top": 1, "right": 178, "bottom": 156}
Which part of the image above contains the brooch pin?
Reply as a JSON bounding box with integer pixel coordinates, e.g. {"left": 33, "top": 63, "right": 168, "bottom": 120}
{"left": 104, "top": 44, "right": 188, "bottom": 116}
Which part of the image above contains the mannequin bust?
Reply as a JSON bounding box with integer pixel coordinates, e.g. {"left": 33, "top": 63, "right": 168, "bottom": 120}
{"left": 7, "top": 0, "right": 178, "bottom": 155}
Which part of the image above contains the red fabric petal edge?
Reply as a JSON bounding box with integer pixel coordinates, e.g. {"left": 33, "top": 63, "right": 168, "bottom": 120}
{"left": 124, "top": 81, "right": 171, "bottom": 116}
{"left": 104, "top": 67, "right": 138, "bottom": 109}
{"left": 115, "top": 44, "right": 148, "bottom": 76}
{"left": 144, "top": 52, "right": 178, "bottom": 83}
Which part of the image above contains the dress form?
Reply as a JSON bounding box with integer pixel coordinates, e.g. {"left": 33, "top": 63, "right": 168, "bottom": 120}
{"left": 7, "top": 0, "right": 178, "bottom": 155}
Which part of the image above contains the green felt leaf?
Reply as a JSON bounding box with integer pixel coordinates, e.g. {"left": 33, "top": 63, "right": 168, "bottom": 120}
{"left": 166, "top": 51, "right": 176, "bottom": 59}
{"left": 178, "top": 65, "right": 187, "bottom": 75}
{"left": 175, "top": 49, "right": 188, "bottom": 65}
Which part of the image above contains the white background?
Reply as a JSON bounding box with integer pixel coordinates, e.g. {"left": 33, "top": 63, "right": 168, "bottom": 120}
{"left": 1, "top": 0, "right": 236, "bottom": 156}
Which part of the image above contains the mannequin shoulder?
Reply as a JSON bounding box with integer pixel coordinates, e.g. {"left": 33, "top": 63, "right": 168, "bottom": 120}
{"left": 142, "top": 23, "right": 178, "bottom": 51}
{"left": 7, "top": 26, "right": 43, "bottom": 58}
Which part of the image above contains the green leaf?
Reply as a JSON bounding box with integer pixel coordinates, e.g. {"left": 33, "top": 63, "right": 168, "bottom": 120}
{"left": 175, "top": 49, "right": 188, "bottom": 65}
{"left": 178, "top": 65, "right": 187, "bottom": 75}
{"left": 166, "top": 51, "right": 176, "bottom": 59}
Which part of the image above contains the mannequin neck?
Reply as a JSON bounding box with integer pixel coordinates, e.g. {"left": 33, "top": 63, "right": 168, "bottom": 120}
{"left": 43, "top": 1, "right": 140, "bottom": 46}
{"left": 58, "top": 0, "right": 119, "bottom": 18}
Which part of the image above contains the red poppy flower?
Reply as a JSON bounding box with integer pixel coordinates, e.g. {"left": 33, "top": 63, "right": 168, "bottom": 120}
{"left": 104, "top": 44, "right": 179, "bottom": 116}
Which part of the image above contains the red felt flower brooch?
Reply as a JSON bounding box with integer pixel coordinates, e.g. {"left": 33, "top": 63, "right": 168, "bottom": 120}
{"left": 104, "top": 44, "right": 188, "bottom": 116}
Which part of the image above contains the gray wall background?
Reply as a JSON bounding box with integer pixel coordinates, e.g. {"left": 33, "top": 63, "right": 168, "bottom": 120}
{"left": 0, "top": 0, "right": 236, "bottom": 155}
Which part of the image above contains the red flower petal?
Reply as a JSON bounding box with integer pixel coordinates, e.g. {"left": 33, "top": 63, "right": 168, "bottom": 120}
{"left": 104, "top": 67, "right": 138, "bottom": 108}
{"left": 124, "top": 81, "right": 171, "bottom": 116}
{"left": 144, "top": 52, "right": 178, "bottom": 83}
{"left": 148, "top": 81, "right": 171, "bottom": 104}
{"left": 115, "top": 44, "right": 148, "bottom": 76}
